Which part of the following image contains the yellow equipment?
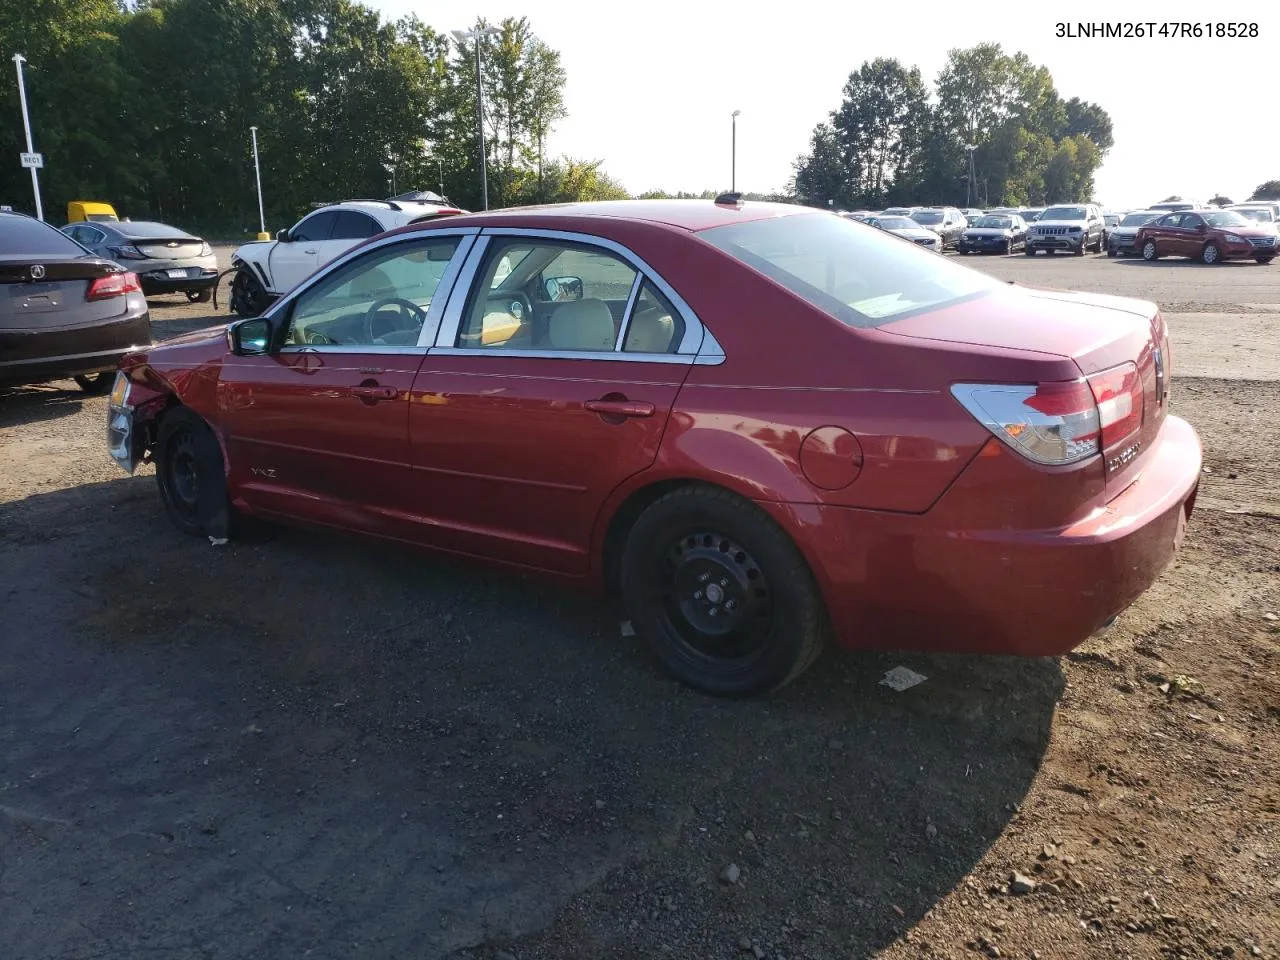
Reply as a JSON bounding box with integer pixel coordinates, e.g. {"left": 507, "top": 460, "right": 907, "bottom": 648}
{"left": 66, "top": 201, "right": 119, "bottom": 223}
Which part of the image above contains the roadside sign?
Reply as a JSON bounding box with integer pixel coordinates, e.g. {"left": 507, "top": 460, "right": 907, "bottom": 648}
{"left": 20, "top": 152, "right": 43, "bottom": 169}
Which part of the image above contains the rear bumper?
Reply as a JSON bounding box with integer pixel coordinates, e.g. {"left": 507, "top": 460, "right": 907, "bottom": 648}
{"left": 137, "top": 267, "right": 218, "bottom": 294}
{"left": 0, "top": 309, "right": 152, "bottom": 387}
{"left": 761, "top": 415, "right": 1202, "bottom": 658}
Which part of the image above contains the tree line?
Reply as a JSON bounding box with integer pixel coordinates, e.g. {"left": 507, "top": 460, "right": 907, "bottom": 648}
{"left": 792, "top": 45, "right": 1116, "bottom": 210}
{"left": 1, "top": 0, "right": 625, "bottom": 235}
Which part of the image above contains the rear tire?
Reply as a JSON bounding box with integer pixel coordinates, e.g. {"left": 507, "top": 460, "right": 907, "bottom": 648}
{"left": 154, "top": 407, "right": 235, "bottom": 540}
{"left": 73, "top": 372, "right": 114, "bottom": 394}
{"left": 620, "top": 486, "right": 827, "bottom": 697}
{"left": 187, "top": 288, "right": 213, "bottom": 303}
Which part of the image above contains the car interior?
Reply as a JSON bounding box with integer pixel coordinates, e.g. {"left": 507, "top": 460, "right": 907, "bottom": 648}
{"left": 456, "top": 242, "right": 684, "bottom": 354}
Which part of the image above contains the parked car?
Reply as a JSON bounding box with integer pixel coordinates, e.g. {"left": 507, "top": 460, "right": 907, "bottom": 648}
{"left": 866, "top": 215, "right": 942, "bottom": 251}
{"left": 1229, "top": 202, "right": 1280, "bottom": 224}
{"left": 1020, "top": 207, "right": 1046, "bottom": 223}
{"left": 839, "top": 210, "right": 876, "bottom": 222}
{"left": 227, "top": 195, "right": 465, "bottom": 316}
{"left": 1025, "top": 203, "right": 1106, "bottom": 255}
{"left": 1136, "top": 209, "right": 1278, "bottom": 264}
{"left": 61, "top": 220, "right": 218, "bottom": 302}
{"left": 1102, "top": 213, "right": 1121, "bottom": 246}
{"left": 880, "top": 207, "right": 917, "bottom": 217}
{"left": 1, "top": 210, "right": 150, "bottom": 392}
{"left": 1107, "top": 211, "right": 1164, "bottom": 257}
{"left": 957, "top": 213, "right": 1028, "bottom": 254}
{"left": 905, "top": 207, "right": 967, "bottom": 249}
{"left": 104, "top": 198, "right": 1201, "bottom": 696}
{"left": 1147, "top": 200, "right": 1205, "bottom": 213}
{"left": 960, "top": 208, "right": 985, "bottom": 222}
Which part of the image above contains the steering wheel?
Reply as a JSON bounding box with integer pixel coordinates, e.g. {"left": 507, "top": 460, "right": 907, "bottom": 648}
{"left": 362, "top": 297, "right": 426, "bottom": 343}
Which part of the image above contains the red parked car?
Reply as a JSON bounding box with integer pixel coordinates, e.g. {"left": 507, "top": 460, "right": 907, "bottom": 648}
{"left": 105, "top": 198, "right": 1202, "bottom": 696}
{"left": 1136, "top": 209, "right": 1278, "bottom": 264}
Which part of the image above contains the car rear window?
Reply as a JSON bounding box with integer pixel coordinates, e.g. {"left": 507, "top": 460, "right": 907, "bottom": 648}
{"left": 116, "top": 221, "right": 194, "bottom": 239}
{"left": 0, "top": 215, "right": 87, "bottom": 256}
{"left": 700, "top": 212, "right": 1000, "bottom": 328}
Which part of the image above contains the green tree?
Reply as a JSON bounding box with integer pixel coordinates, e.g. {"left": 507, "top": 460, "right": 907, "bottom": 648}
{"left": 1208, "top": 195, "right": 1233, "bottom": 206}
{"left": 1250, "top": 181, "right": 1280, "bottom": 200}
{"left": 524, "top": 40, "right": 567, "bottom": 202}
{"left": 1162, "top": 195, "right": 1183, "bottom": 202}
{"left": 829, "top": 58, "right": 929, "bottom": 207}
{"left": 792, "top": 123, "right": 851, "bottom": 209}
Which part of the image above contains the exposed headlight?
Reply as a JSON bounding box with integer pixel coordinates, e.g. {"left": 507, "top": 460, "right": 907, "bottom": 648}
{"left": 109, "top": 370, "right": 132, "bottom": 407}
{"left": 1068, "top": 225, "right": 1083, "bottom": 232}
{"left": 1220, "top": 233, "right": 1245, "bottom": 244}
{"left": 200, "top": 241, "right": 213, "bottom": 257}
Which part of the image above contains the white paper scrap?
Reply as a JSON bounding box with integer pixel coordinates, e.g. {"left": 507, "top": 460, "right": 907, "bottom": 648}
{"left": 620, "top": 620, "right": 636, "bottom": 637}
{"left": 880, "top": 666, "right": 927, "bottom": 692}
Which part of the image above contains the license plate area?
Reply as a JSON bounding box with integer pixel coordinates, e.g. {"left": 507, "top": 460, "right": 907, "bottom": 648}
{"left": 167, "top": 269, "right": 189, "bottom": 279}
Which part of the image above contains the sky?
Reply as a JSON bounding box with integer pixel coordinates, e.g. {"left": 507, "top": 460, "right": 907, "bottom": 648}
{"left": 375, "top": 0, "right": 1280, "bottom": 209}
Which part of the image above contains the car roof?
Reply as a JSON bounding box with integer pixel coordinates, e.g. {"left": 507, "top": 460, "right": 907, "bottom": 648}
{"left": 426, "top": 199, "right": 814, "bottom": 233}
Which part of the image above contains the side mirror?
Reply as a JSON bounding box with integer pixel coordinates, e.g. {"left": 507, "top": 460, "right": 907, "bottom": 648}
{"left": 1196, "top": 222, "right": 1207, "bottom": 233}
{"left": 543, "top": 276, "right": 583, "bottom": 302}
{"left": 275, "top": 229, "right": 291, "bottom": 243}
{"left": 228, "top": 317, "right": 272, "bottom": 356}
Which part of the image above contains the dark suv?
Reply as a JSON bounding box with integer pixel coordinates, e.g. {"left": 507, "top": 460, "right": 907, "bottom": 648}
{"left": 1025, "top": 204, "right": 1106, "bottom": 256}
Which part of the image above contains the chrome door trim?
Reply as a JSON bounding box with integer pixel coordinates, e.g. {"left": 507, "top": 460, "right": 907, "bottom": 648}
{"left": 614, "top": 273, "right": 644, "bottom": 352}
{"left": 433, "top": 235, "right": 493, "bottom": 350}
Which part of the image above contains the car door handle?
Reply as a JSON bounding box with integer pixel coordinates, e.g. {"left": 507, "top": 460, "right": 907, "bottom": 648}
{"left": 351, "top": 384, "right": 398, "bottom": 401}
{"left": 303, "top": 248, "right": 317, "bottom": 254}
{"left": 584, "top": 399, "right": 654, "bottom": 419}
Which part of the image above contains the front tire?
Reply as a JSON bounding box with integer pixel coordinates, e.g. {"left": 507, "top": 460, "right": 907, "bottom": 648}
{"left": 1256, "top": 255, "right": 1275, "bottom": 265}
{"left": 1201, "top": 243, "right": 1220, "bottom": 265}
{"left": 1142, "top": 239, "right": 1159, "bottom": 261}
{"left": 154, "top": 407, "right": 235, "bottom": 539}
{"left": 229, "top": 267, "right": 269, "bottom": 317}
{"left": 1024, "top": 247, "right": 1036, "bottom": 256}
{"left": 620, "top": 486, "right": 827, "bottom": 697}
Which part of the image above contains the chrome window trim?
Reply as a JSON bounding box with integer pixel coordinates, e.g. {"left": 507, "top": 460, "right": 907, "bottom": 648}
{"left": 433, "top": 347, "right": 695, "bottom": 366}
{"left": 431, "top": 228, "right": 719, "bottom": 365}
{"left": 260, "top": 227, "right": 482, "bottom": 338}
{"left": 614, "top": 273, "right": 644, "bottom": 351}
{"left": 277, "top": 344, "right": 431, "bottom": 357}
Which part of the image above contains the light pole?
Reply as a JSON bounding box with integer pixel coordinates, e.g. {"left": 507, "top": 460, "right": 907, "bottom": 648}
{"left": 12, "top": 54, "right": 43, "bottom": 221}
{"left": 731, "top": 109, "right": 741, "bottom": 193}
{"left": 452, "top": 26, "right": 501, "bottom": 210}
{"left": 964, "top": 143, "right": 977, "bottom": 209}
{"left": 249, "top": 126, "right": 267, "bottom": 240}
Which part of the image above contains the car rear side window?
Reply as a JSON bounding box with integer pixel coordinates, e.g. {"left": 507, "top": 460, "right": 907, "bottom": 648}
{"left": 700, "top": 213, "right": 1000, "bottom": 328}
{"left": 0, "top": 216, "right": 87, "bottom": 257}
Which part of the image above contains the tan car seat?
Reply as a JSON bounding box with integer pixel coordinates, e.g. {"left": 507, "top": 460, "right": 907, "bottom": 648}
{"left": 623, "top": 304, "right": 675, "bottom": 353}
{"left": 548, "top": 299, "right": 617, "bottom": 351}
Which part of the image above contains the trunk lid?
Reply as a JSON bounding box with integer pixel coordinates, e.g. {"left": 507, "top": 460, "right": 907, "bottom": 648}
{"left": 0, "top": 256, "right": 131, "bottom": 328}
{"left": 134, "top": 239, "right": 204, "bottom": 259}
{"left": 881, "top": 285, "right": 1169, "bottom": 495}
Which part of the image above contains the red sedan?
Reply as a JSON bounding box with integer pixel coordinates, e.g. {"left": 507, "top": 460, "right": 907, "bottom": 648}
{"left": 105, "top": 198, "right": 1201, "bottom": 696}
{"left": 1137, "top": 209, "right": 1278, "bottom": 264}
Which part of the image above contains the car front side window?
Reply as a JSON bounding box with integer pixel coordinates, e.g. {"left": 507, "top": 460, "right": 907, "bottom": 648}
{"left": 290, "top": 212, "right": 337, "bottom": 243}
{"left": 283, "top": 237, "right": 462, "bottom": 347}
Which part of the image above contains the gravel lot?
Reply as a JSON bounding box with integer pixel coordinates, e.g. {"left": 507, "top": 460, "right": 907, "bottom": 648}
{"left": 2, "top": 249, "right": 1277, "bottom": 960}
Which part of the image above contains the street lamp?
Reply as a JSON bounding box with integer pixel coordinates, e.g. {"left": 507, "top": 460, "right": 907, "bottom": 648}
{"left": 249, "top": 126, "right": 268, "bottom": 240}
{"left": 12, "top": 54, "right": 44, "bottom": 221}
{"left": 731, "top": 109, "right": 741, "bottom": 193}
{"left": 451, "top": 25, "right": 501, "bottom": 210}
{"left": 963, "top": 143, "right": 977, "bottom": 209}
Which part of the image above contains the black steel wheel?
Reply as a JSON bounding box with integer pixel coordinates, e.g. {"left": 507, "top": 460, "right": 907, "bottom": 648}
{"left": 155, "top": 407, "right": 234, "bottom": 539}
{"left": 621, "top": 486, "right": 827, "bottom": 696}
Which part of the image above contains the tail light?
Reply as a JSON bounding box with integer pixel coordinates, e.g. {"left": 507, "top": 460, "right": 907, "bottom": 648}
{"left": 952, "top": 362, "right": 1143, "bottom": 467}
{"left": 87, "top": 271, "right": 142, "bottom": 301}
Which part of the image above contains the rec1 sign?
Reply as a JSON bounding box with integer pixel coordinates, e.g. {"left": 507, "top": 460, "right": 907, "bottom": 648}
{"left": 20, "top": 152, "right": 43, "bottom": 169}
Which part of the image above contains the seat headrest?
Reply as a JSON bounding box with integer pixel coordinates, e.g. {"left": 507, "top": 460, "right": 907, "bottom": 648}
{"left": 623, "top": 305, "right": 675, "bottom": 354}
{"left": 548, "top": 299, "right": 616, "bottom": 351}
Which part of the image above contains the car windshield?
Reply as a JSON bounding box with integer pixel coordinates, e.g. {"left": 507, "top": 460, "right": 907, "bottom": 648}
{"left": 0, "top": 216, "right": 87, "bottom": 256}
{"left": 1235, "top": 209, "right": 1274, "bottom": 223}
{"left": 911, "top": 211, "right": 943, "bottom": 224}
{"left": 874, "top": 217, "right": 919, "bottom": 230}
{"left": 972, "top": 216, "right": 1013, "bottom": 228}
{"left": 1121, "top": 213, "right": 1159, "bottom": 226}
{"left": 1041, "top": 206, "right": 1088, "bottom": 220}
{"left": 700, "top": 212, "right": 1000, "bottom": 328}
{"left": 1203, "top": 211, "right": 1251, "bottom": 227}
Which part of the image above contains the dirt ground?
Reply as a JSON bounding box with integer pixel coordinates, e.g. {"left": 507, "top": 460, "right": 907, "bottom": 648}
{"left": 1, "top": 250, "right": 1277, "bottom": 960}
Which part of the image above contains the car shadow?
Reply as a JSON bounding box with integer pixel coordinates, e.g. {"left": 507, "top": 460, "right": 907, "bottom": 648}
{"left": 0, "top": 476, "right": 1064, "bottom": 960}
{"left": 0, "top": 382, "right": 88, "bottom": 426}
{"left": 1111, "top": 258, "right": 1264, "bottom": 268}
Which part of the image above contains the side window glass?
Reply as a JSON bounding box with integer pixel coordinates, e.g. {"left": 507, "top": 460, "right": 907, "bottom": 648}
{"left": 458, "top": 239, "right": 638, "bottom": 351}
{"left": 284, "top": 237, "right": 461, "bottom": 347}
{"left": 623, "top": 281, "right": 683, "bottom": 354}
{"left": 331, "top": 211, "right": 381, "bottom": 239}
{"left": 291, "top": 212, "right": 336, "bottom": 243}
{"left": 1183, "top": 215, "right": 1202, "bottom": 229}
{"left": 1159, "top": 214, "right": 1179, "bottom": 228}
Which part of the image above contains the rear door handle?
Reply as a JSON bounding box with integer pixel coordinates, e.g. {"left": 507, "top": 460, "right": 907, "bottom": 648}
{"left": 584, "top": 399, "right": 654, "bottom": 419}
{"left": 351, "top": 384, "right": 398, "bottom": 401}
